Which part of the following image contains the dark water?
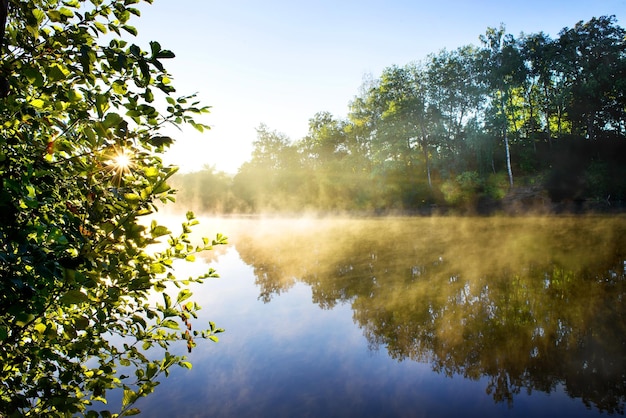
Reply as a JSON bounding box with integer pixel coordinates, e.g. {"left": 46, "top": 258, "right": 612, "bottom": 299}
{"left": 134, "top": 216, "right": 626, "bottom": 417}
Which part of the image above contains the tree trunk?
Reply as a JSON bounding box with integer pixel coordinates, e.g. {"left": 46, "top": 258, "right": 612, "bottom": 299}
{"left": 543, "top": 85, "right": 552, "bottom": 148}
{"left": 545, "top": 109, "right": 552, "bottom": 148}
{"left": 424, "top": 146, "right": 431, "bottom": 189}
{"left": 419, "top": 127, "right": 432, "bottom": 189}
{"left": 504, "top": 130, "right": 513, "bottom": 188}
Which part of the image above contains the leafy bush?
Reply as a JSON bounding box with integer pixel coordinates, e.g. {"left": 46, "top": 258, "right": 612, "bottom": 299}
{"left": 0, "top": 1, "right": 225, "bottom": 416}
{"left": 440, "top": 171, "right": 480, "bottom": 206}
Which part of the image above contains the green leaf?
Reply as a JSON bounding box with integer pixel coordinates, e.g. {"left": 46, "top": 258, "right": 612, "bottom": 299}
{"left": 151, "top": 225, "right": 170, "bottom": 238}
{"left": 94, "top": 21, "right": 107, "bottom": 33}
{"left": 103, "top": 112, "right": 123, "bottom": 128}
{"left": 146, "top": 363, "right": 158, "bottom": 379}
{"left": 157, "top": 50, "right": 175, "bottom": 59}
{"left": 124, "top": 193, "right": 141, "bottom": 203}
{"left": 95, "top": 94, "right": 109, "bottom": 118}
{"left": 122, "top": 388, "right": 136, "bottom": 408}
{"left": 47, "top": 10, "right": 62, "bottom": 22}
{"left": 150, "top": 41, "right": 161, "bottom": 56}
{"left": 123, "top": 409, "right": 141, "bottom": 416}
{"left": 176, "top": 289, "right": 192, "bottom": 304}
{"left": 160, "top": 319, "right": 179, "bottom": 330}
{"left": 32, "top": 9, "right": 46, "bottom": 23}
{"left": 30, "top": 98, "right": 45, "bottom": 108}
{"left": 60, "top": 290, "right": 89, "bottom": 305}
{"left": 148, "top": 136, "right": 173, "bottom": 148}
{"left": 112, "top": 80, "right": 128, "bottom": 95}
{"left": 163, "top": 293, "right": 171, "bottom": 309}
{"left": 75, "top": 317, "right": 90, "bottom": 330}
{"left": 122, "top": 25, "right": 138, "bottom": 36}
{"left": 130, "top": 44, "right": 141, "bottom": 58}
{"left": 47, "top": 63, "right": 70, "bottom": 82}
{"left": 153, "top": 182, "right": 170, "bottom": 194}
{"left": 59, "top": 7, "right": 74, "bottom": 17}
{"left": 24, "top": 67, "right": 44, "bottom": 87}
{"left": 144, "top": 166, "right": 160, "bottom": 179}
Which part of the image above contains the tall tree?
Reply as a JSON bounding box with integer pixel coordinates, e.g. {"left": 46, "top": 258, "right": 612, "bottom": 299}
{"left": 520, "top": 32, "right": 559, "bottom": 146}
{"left": 480, "top": 26, "right": 527, "bottom": 187}
{"left": 300, "top": 111, "right": 349, "bottom": 165}
{"left": 350, "top": 64, "right": 437, "bottom": 189}
{"left": 556, "top": 16, "right": 626, "bottom": 138}
{"left": 426, "top": 45, "right": 485, "bottom": 173}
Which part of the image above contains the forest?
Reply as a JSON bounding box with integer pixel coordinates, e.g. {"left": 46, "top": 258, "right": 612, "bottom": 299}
{"left": 171, "top": 15, "right": 626, "bottom": 214}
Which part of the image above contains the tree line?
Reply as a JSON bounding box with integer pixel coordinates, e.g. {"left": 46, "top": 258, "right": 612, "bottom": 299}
{"left": 173, "top": 16, "right": 626, "bottom": 213}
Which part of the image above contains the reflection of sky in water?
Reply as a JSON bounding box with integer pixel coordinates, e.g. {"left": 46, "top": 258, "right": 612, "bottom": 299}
{"left": 129, "top": 237, "right": 606, "bottom": 418}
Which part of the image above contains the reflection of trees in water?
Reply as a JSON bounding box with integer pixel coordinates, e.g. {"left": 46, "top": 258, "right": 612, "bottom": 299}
{"left": 232, "top": 217, "right": 626, "bottom": 414}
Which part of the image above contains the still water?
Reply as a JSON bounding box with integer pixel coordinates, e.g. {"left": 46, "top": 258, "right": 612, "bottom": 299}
{"left": 134, "top": 216, "right": 626, "bottom": 417}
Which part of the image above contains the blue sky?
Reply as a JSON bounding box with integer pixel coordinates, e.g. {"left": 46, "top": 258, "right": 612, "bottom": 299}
{"left": 132, "top": 0, "right": 625, "bottom": 173}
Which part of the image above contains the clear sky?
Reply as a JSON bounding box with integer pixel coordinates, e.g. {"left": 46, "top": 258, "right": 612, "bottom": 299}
{"left": 131, "top": 0, "right": 625, "bottom": 173}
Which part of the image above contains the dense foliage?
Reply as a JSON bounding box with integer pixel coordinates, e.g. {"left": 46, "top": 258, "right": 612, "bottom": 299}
{"left": 174, "top": 16, "right": 626, "bottom": 214}
{"left": 0, "top": 0, "right": 225, "bottom": 416}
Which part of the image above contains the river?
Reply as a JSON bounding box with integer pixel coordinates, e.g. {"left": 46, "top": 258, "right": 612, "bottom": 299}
{"left": 131, "top": 215, "right": 626, "bottom": 417}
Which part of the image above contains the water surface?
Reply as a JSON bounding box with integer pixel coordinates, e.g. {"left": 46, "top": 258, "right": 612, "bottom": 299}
{"left": 135, "top": 216, "right": 626, "bottom": 417}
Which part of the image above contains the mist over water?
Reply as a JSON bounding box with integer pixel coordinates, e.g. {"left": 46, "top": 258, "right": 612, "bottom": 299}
{"left": 136, "top": 214, "right": 626, "bottom": 417}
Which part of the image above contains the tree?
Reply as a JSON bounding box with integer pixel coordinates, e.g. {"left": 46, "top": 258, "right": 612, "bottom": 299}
{"left": 169, "top": 166, "right": 240, "bottom": 214}
{"left": 233, "top": 124, "right": 305, "bottom": 211}
{"left": 0, "top": 1, "right": 226, "bottom": 416}
{"left": 350, "top": 64, "right": 436, "bottom": 194}
{"left": 426, "top": 46, "right": 485, "bottom": 174}
{"left": 556, "top": 16, "right": 626, "bottom": 138}
{"left": 520, "top": 32, "right": 559, "bottom": 146}
{"left": 480, "top": 26, "right": 527, "bottom": 188}
{"left": 300, "top": 111, "right": 348, "bottom": 165}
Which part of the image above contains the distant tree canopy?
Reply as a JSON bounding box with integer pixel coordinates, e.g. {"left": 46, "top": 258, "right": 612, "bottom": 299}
{"left": 0, "top": 0, "right": 225, "bottom": 416}
{"left": 173, "top": 16, "right": 626, "bottom": 214}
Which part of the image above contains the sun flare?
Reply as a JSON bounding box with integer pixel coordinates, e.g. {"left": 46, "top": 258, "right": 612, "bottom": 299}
{"left": 106, "top": 148, "right": 135, "bottom": 183}
{"left": 112, "top": 152, "right": 132, "bottom": 170}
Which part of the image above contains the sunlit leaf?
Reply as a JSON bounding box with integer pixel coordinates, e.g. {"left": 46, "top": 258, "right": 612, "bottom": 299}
{"left": 160, "top": 319, "right": 179, "bottom": 330}
{"left": 151, "top": 225, "right": 170, "bottom": 238}
{"left": 30, "top": 98, "right": 45, "bottom": 108}
{"left": 150, "top": 263, "right": 166, "bottom": 274}
{"left": 176, "top": 289, "right": 192, "bottom": 304}
{"left": 122, "top": 388, "right": 136, "bottom": 407}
